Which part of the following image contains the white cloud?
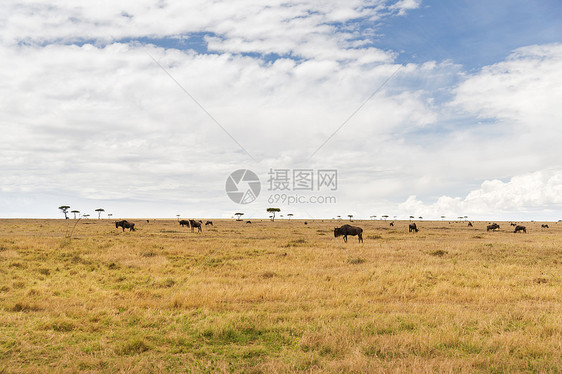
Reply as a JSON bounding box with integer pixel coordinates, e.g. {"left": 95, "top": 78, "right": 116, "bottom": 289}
{"left": 0, "top": 0, "right": 414, "bottom": 62}
{"left": 452, "top": 44, "right": 562, "bottom": 131}
{"left": 398, "top": 169, "right": 562, "bottom": 220}
{"left": 389, "top": 0, "right": 422, "bottom": 16}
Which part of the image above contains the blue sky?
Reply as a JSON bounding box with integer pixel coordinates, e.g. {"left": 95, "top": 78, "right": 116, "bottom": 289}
{"left": 373, "top": 0, "right": 562, "bottom": 69}
{"left": 1, "top": 1, "right": 562, "bottom": 220}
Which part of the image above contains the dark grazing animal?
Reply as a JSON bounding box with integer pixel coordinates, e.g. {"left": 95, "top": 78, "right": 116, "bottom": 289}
{"left": 510, "top": 222, "right": 517, "bottom": 226}
{"left": 334, "top": 224, "right": 363, "bottom": 243}
{"left": 179, "top": 220, "right": 190, "bottom": 227}
{"left": 246, "top": 221, "right": 252, "bottom": 224}
{"left": 205, "top": 221, "right": 213, "bottom": 226}
{"left": 514, "top": 225, "right": 526, "bottom": 233}
{"left": 487, "top": 223, "right": 500, "bottom": 231}
{"left": 408, "top": 223, "right": 418, "bottom": 232}
{"left": 541, "top": 224, "right": 549, "bottom": 228}
{"left": 468, "top": 222, "right": 473, "bottom": 227}
{"left": 115, "top": 220, "right": 135, "bottom": 232}
{"left": 189, "top": 220, "right": 202, "bottom": 232}
{"left": 304, "top": 221, "right": 308, "bottom": 225}
{"left": 390, "top": 222, "right": 394, "bottom": 227}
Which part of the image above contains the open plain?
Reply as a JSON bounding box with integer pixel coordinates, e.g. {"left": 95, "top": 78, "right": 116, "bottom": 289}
{"left": 0, "top": 218, "right": 560, "bottom": 373}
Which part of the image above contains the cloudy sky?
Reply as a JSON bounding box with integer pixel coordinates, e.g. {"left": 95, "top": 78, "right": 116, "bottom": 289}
{"left": 1, "top": 0, "right": 562, "bottom": 220}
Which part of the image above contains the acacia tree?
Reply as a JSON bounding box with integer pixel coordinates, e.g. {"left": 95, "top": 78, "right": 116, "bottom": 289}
{"left": 287, "top": 213, "right": 293, "bottom": 221}
{"left": 348, "top": 214, "right": 353, "bottom": 221}
{"left": 71, "top": 210, "right": 80, "bottom": 219}
{"left": 370, "top": 215, "right": 376, "bottom": 220}
{"left": 58, "top": 205, "right": 70, "bottom": 219}
{"left": 235, "top": 212, "right": 244, "bottom": 221}
{"left": 409, "top": 215, "right": 414, "bottom": 222}
{"left": 267, "top": 208, "right": 280, "bottom": 221}
{"left": 176, "top": 214, "right": 180, "bottom": 221}
{"left": 95, "top": 208, "right": 105, "bottom": 219}
{"left": 382, "top": 215, "right": 389, "bottom": 221}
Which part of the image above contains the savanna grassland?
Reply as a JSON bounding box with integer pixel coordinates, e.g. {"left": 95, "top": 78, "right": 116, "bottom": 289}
{"left": 0, "top": 218, "right": 560, "bottom": 373}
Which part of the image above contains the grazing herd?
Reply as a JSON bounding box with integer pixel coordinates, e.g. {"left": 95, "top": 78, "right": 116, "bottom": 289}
{"left": 113, "top": 218, "right": 549, "bottom": 243}
{"left": 487, "top": 223, "right": 500, "bottom": 231}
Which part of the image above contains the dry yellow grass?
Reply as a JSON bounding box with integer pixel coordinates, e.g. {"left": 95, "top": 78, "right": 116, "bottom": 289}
{"left": 0, "top": 218, "right": 560, "bottom": 373}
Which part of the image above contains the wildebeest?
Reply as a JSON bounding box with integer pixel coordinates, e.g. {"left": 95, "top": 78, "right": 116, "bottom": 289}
{"left": 304, "top": 221, "right": 308, "bottom": 225}
{"left": 514, "top": 225, "right": 526, "bottom": 233}
{"left": 487, "top": 223, "right": 500, "bottom": 231}
{"left": 115, "top": 220, "right": 135, "bottom": 232}
{"left": 146, "top": 220, "right": 150, "bottom": 223}
{"left": 510, "top": 222, "right": 517, "bottom": 226}
{"left": 334, "top": 224, "right": 363, "bottom": 243}
{"left": 409, "top": 223, "right": 418, "bottom": 232}
{"left": 179, "top": 220, "right": 189, "bottom": 227}
{"left": 246, "top": 221, "right": 252, "bottom": 224}
{"left": 468, "top": 222, "right": 473, "bottom": 227}
{"left": 205, "top": 221, "right": 213, "bottom": 226}
{"left": 189, "top": 219, "right": 202, "bottom": 232}
{"left": 541, "top": 224, "right": 549, "bottom": 228}
{"left": 390, "top": 222, "right": 394, "bottom": 227}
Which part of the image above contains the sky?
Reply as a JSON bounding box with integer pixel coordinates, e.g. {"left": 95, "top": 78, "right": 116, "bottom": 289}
{"left": 1, "top": 0, "right": 562, "bottom": 221}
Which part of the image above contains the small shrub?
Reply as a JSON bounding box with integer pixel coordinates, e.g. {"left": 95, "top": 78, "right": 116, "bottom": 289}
{"left": 11, "top": 302, "right": 42, "bottom": 312}
{"left": 140, "top": 251, "right": 156, "bottom": 257}
{"left": 347, "top": 257, "right": 366, "bottom": 265}
{"left": 118, "top": 338, "right": 151, "bottom": 355}
{"left": 12, "top": 281, "right": 25, "bottom": 289}
{"left": 262, "top": 271, "right": 276, "bottom": 279}
{"left": 284, "top": 238, "right": 308, "bottom": 247}
{"left": 429, "top": 250, "right": 447, "bottom": 257}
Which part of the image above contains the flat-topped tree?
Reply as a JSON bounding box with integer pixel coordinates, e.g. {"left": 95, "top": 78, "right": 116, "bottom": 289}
{"left": 58, "top": 206, "right": 70, "bottom": 219}
{"left": 348, "top": 214, "right": 353, "bottom": 222}
{"left": 235, "top": 212, "right": 244, "bottom": 221}
{"left": 267, "top": 208, "right": 280, "bottom": 221}
{"left": 287, "top": 214, "right": 293, "bottom": 221}
{"left": 382, "top": 215, "right": 389, "bottom": 221}
{"left": 95, "top": 208, "right": 105, "bottom": 219}
{"left": 71, "top": 210, "right": 80, "bottom": 219}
